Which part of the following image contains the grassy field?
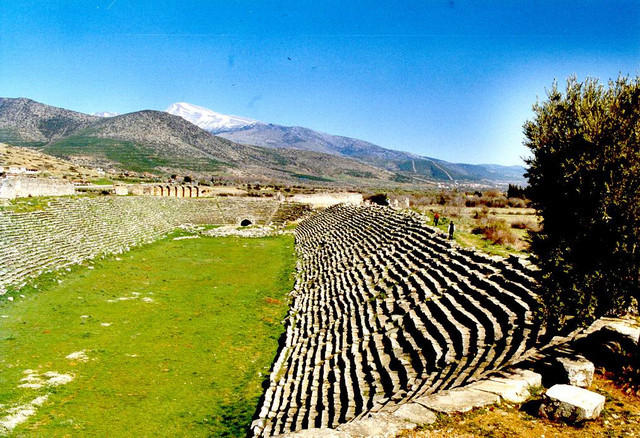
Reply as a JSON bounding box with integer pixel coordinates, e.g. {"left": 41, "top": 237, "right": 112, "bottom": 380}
{"left": 0, "top": 233, "right": 295, "bottom": 437}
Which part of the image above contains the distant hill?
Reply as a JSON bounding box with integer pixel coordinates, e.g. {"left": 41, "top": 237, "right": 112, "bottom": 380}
{"left": 0, "top": 142, "right": 104, "bottom": 181}
{"left": 0, "top": 97, "right": 98, "bottom": 146}
{"left": 0, "top": 98, "right": 392, "bottom": 184}
{"left": 0, "top": 97, "right": 525, "bottom": 186}
{"left": 166, "top": 102, "right": 526, "bottom": 184}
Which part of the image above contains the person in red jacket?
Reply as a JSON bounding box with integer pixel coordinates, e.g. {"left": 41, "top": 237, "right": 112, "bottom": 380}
{"left": 434, "top": 212, "right": 440, "bottom": 226}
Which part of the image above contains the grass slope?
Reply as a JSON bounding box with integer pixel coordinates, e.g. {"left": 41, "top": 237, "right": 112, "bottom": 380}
{"left": 0, "top": 233, "right": 295, "bottom": 437}
{"left": 44, "top": 135, "right": 224, "bottom": 173}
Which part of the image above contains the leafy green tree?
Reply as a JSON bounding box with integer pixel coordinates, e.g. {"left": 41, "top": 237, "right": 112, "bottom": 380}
{"left": 524, "top": 76, "right": 640, "bottom": 333}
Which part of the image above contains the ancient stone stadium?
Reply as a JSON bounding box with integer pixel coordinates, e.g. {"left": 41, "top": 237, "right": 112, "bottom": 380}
{"left": 0, "top": 192, "right": 552, "bottom": 436}
{"left": 251, "top": 204, "right": 540, "bottom": 436}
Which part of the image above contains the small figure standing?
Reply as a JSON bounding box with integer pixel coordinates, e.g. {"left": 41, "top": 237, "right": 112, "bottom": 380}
{"left": 434, "top": 212, "right": 440, "bottom": 226}
{"left": 448, "top": 221, "right": 455, "bottom": 240}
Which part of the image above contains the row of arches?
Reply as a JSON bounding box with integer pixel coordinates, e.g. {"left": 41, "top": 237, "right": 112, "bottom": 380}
{"left": 143, "top": 185, "right": 200, "bottom": 198}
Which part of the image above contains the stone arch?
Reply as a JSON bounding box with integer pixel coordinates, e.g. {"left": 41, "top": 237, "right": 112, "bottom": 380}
{"left": 186, "top": 186, "right": 192, "bottom": 198}
{"left": 193, "top": 186, "right": 199, "bottom": 198}
{"left": 240, "top": 218, "right": 253, "bottom": 227}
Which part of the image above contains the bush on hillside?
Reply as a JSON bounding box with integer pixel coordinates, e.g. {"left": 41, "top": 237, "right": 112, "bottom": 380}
{"left": 472, "top": 218, "right": 517, "bottom": 246}
{"left": 365, "top": 193, "right": 389, "bottom": 206}
{"left": 510, "top": 219, "right": 539, "bottom": 231}
{"left": 524, "top": 76, "right": 640, "bottom": 334}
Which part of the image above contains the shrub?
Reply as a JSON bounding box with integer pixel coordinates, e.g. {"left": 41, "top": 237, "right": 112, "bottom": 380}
{"left": 472, "top": 218, "right": 517, "bottom": 245}
{"left": 364, "top": 193, "right": 389, "bottom": 206}
{"left": 473, "top": 206, "right": 490, "bottom": 220}
{"left": 507, "top": 184, "right": 528, "bottom": 199}
{"left": 507, "top": 197, "right": 528, "bottom": 208}
{"left": 510, "top": 220, "right": 533, "bottom": 230}
{"left": 524, "top": 76, "right": 640, "bottom": 334}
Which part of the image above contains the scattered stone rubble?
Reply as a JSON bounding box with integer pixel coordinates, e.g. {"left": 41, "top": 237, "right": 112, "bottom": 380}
{"left": 252, "top": 205, "right": 542, "bottom": 437}
{"left": 203, "top": 225, "right": 281, "bottom": 238}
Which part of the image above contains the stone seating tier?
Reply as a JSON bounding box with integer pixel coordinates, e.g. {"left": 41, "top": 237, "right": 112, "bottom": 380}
{"left": 0, "top": 196, "right": 281, "bottom": 293}
{"left": 251, "top": 205, "right": 541, "bottom": 437}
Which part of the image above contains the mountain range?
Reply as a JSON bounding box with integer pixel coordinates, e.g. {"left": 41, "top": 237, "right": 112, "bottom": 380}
{"left": 165, "top": 102, "right": 525, "bottom": 183}
{"left": 0, "top": 97, "right": 525, "bottom": 186}
{"left": 0, "top": 98, "right": 391, "bottom": 184}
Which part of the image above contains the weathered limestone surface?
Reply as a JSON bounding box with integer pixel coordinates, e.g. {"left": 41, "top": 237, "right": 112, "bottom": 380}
{"left": 275, "top": 428, "right": 350, "bottom": 438}
{"left": 464, "top": 369, "right": 541, "bottom": 403}
{"left": 251, "top": 205, "right": 541, "bottom": 436}
{"left": 289, "top": 193, "right": 362, "bottom": 208}
{"left": 337, "top": 413, "right": 416, "bottom": 438}
{"left": 391, "top": 403, "right": 437, "bottom": 425}
{"left": 416, "top": 387, "right": 501, "bottom": 413}
{"left": 0, "top": 176, "right": 75, "bottom": 199}
{"left": 555, "top": 356, "right": 594, "bottom": 388}
{"left": 574, "top": 317, "right": 640, "bottom": 366}
{"left": 0, "top": 196, "right": 282, "bottom": 293}
{"left": 539, "top": 384, "right": 605, "bottom": 422}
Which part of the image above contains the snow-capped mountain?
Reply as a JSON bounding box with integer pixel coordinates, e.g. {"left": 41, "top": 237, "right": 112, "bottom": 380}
{"left": 166, "top": 102, "right": 258, "bottom": 133}
{"left": 164, "top": 101, "right": 526, "bottom": 183}
{"left": 93, "top": 111, "right": 119, "bottom": 117}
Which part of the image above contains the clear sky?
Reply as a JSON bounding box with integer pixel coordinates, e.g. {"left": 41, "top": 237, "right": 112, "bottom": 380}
{"left": 1, "top": 1, "right": 638, "bottom": 165}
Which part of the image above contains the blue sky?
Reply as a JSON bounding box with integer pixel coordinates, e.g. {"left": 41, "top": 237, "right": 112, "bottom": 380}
{"left": 1, "top": 1, "right": 638, "bottom": 165}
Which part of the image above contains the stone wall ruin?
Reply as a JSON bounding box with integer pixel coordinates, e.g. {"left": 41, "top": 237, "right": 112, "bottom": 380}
{"left": 289, "top": 192, "right": 363, "bottom": 209}
{"left": 0, "top": 176, "right": 75, "bottom": 199}
{"left": 129, "top": 184, "right": 201, "bottom": 198}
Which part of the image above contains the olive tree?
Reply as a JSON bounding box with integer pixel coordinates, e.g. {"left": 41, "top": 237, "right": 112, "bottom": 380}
{"left": 524, "top": 76, "right": 640, "bottom": 333}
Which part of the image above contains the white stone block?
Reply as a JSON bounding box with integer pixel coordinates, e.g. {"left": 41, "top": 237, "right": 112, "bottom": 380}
{"left": 539, "top": 384, "right": 605, "bottom": 423}
{"left": 337, "top": 412, "right": 416, "bottom": 438}
{"left": 470, "top": 369, "right": 543, "bottom": 403}
{"left": 556, "top": 356, "right": 595, "bottom": 387}
{"left": 275, "top": 428, "right": 350, "bottom": 438}
{"left": 392, "top": 402, "right": 437, "bottom": 424}
{"left": 416, "top": 387, "right": 500, "bottom": 413}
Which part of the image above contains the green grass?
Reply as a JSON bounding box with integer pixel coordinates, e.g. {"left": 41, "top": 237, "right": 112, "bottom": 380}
{"left": 0, "top": 197, "right": 51, "bottom": 213}
{"left": 0, "top": 233, "right": 295, "bottom": 437}
{"left": 421, "top": 210, "right": 528, "bottom": 257}
{"left": 290, "top": 173, "right": 333, "bottom": 182}
{"left": 89, "top": 178, "right": 114, "bottom": 185}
